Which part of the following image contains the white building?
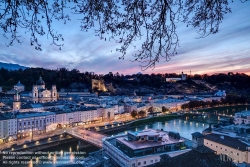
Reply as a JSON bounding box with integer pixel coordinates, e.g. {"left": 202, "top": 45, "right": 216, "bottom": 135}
{"left": 214, "top": 90, "right": 226, "bottom": 97}
{"left": 103, "top": 129, "right": 190, "bottom": 167}
{"left": 153, "top": 98, "right": 188, "bottom": 112}
{"left": 55, "top": 107, "right": 100, "bottom": 127}
{"left": 14, "top": 81, "right": 25, "bottom": 92}
{"left": 204, "top": 133, "right": 250, "bottom": 163}
{"left": 166, "top": 72, "right": 187, "bottom": 82}
{"left": 0, "top": 113, "right": 17, "bottom": 143}
{"left": 16, "top": 111, "right": 56, "bottom": 138}
{"left": 234, "top": 110, "right": 250, "bottom": 125}
{"left": 118, "top": 105, "right": 125, "bottom": 114}
{"left": 29, "top": 77, "right": 57, "bottom": 102}
{"left": 124, "top": 103, "right": 137, "bottom": 113}
{"left": 97, "top": 106, "right": 115, "bottom": 121}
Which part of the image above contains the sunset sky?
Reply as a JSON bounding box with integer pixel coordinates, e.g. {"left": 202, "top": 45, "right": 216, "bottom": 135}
{"left": 0, "top": 1, "right": 249, "bottom": 75}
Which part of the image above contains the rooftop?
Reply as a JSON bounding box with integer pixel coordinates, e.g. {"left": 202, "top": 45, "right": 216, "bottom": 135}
{"left": 235, "top": 110, "right": 250, "bottom": 116}
{"left": 150, "top": 146, "right": 236, "bottom": 167}
{"left": 36, "top": 76, "right": 45, "bottom": 85}
{"left": 15, "top": 81, "right": 24, "bottom": 86}
{"left": 117, "top": 129, "right": 184, "bottom": 150}
{"left": 204, "top": 133, "right": 250, "bottom": 151}
{"left": 16, "top": 111, "right": 55, "bottom": 118}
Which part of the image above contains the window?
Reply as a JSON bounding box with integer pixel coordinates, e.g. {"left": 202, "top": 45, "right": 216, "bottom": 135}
{"left": 155, "top": 159, "right": 158, "bottom": 162}
{"left": 150, "top": 160, "right": 153, "bottom": 163}
{"left": 216, "top": 146, "right": 218, "bottom": 148}
{"left": 138, "top": 162, "right": 141, "bottom": 166}
{"left": 225, "top": 149, "right": 227, "bottom": 151}
{"left": 148, "top": 136, "right": 154, "bottom": 140}
{"left": 144, "top": 161, "right": 146, "bottom": 165}
{"left": 211, "top": 144, "right": 212, "bottom": 146}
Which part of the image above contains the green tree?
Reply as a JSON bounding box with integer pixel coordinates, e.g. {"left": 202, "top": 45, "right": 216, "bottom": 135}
{"left": 138, "top": 110, "right": 146, "bottom": 118}
{"left": 162, "top": 106, "right": 169, "bottom": 113}
{"left": 131, "top": 110, "right": 138, "bottom": 118}
{"left": 148, "top": 106, "right": 154, "bottom": 113}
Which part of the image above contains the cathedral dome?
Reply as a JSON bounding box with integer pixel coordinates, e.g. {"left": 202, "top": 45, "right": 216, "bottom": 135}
{"left": 36, "top": 77, "right": 45, "bottom": 85}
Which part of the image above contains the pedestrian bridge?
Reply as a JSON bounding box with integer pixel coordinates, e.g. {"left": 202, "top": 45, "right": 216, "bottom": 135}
{"left": 65, "top": 127, "right": 106, "bottom": 148}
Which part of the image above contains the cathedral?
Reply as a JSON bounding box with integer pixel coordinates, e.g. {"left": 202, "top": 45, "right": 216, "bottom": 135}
{"left": 29, "top": 77, "right": 57, "bottom": 103}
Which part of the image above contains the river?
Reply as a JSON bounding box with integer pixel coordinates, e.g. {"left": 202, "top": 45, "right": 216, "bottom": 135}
{"left": 4, "top": 105, "right": 249, "bottom": 167}
{"left": 6, "top": 119, "right": 209, "bottom": 167}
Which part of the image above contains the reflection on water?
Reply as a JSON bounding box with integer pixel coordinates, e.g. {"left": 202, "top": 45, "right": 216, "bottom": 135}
{"left": 117, "top": 119, "right": 209, "bottom": 140}
{"left": 7, "top": 119, "right": 207, "bottom": 167}
{"left": 8, "top": 140, "right": 99, "bottom": 167}
{"left": 7, "top": 104, "right": 250, "bottom": 167}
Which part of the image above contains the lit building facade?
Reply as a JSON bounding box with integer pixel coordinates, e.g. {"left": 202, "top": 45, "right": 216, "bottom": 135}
{"left": 204, "top": 133, "right": 250, "bottom": 163}
{"left": 103, "top": 129, "right": 190, "bottom": 167}
{"left": 16, "top": 112, "right": 56, "bottom": 138}
{"left": 29, "top": 77, "right": 57, "bottom": 102}
{"left": 14, "top": 81, "right": 25, "bottom": 92}
{"left": 234, "top": 110, "right": 250, "bottom": 125}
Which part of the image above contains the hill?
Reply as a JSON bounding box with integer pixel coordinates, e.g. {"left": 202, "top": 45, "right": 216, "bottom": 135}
{"left": 0, "top": 62, "right": 28, "bottom": 70}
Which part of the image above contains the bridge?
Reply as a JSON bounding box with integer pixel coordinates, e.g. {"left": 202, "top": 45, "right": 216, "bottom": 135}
{"left": 65, "top": 127, "right": 106, "bottom": 148}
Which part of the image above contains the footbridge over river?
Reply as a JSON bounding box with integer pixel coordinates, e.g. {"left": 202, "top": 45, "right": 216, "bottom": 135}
{"left": 65, "top": 127, "right": 107, "bottom": 148}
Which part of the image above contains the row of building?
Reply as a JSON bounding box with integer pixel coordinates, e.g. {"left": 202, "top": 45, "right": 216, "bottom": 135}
{"left": 0, "top": 105, "right": 116, "bottom": 142}
{"left": 102, "top": 109, "right": 250, "bottom": 167}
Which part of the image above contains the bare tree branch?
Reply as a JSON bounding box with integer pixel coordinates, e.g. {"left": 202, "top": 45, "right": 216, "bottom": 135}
{"left": 0, "top": 0, "right": 248, "bottom": 69}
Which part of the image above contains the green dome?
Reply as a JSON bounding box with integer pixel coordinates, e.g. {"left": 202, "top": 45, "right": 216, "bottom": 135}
{"left": 36, "top": 77, "right": 45, "bottom": 85}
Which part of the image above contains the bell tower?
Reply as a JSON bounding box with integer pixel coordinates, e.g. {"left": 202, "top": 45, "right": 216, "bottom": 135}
{"left": 51, "top": 85, "right": 57, "bottom": 98}
{"left": 13, "top": 90, "right": 21, "bottom": 111}
{"left": 32, "top": 85, "right": 38, "bottom": 98}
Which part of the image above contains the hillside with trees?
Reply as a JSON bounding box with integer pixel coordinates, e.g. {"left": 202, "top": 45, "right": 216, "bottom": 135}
{"left": 0, "top": 67, "right": 250, "bottom": 98}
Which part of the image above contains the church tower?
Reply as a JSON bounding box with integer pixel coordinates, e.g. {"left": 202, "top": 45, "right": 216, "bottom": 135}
{"left": 13, "top": 90, "right": 21, "bottom": 111}
{"left": 51, "top": 85, "right": 57, "bottom": 98}
{"left": 32, "top": 85, "right": 38, "bottom": 98}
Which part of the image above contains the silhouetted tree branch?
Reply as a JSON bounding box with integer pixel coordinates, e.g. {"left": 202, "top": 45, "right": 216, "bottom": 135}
{"left": 0, "top": 0, "right": 247, "bottom": 69}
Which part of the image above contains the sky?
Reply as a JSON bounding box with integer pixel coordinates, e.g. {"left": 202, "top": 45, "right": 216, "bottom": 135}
{"left": 0, "top": 1, "right": 249, "bottom": 76}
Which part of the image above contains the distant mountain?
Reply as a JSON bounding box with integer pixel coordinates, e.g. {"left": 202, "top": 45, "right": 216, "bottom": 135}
{"left": 0, "top": 62, "right": 28, "bottom": 70}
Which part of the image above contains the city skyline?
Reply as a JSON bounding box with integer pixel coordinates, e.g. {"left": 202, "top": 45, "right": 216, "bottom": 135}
{"left": 0, "top": 1, "right": 249, "bottom": 75}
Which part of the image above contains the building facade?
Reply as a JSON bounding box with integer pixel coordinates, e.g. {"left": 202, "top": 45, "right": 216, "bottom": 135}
{"left": 14, "top": 81, "right": 25, "bottom": 92}
{"left": 103, "top": 129, "right": 190, "bottom": 167}
{"left": 29, "top": 77, "right": 57, "bottom": 102}
{"left": 204, "top": 133, "right": 250, "bottom": 163}
{"left": 16, "top": 112, "right": 56, "bottom": 138}
{"left": 234, "top": 110, "right": 250, "bottom": 125}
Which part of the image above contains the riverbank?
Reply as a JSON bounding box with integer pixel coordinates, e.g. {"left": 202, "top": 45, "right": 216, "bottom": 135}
{"left": 1, "top": 134, "right": 76, "bottom": 152}
{"left": 128, "top": 114, "right": 179, "bottom": 127}
{"left": 98, "top": 114, "right": 180, "bottom": 135}
{"left": 192, "top": 104, "right": 250, "bottom": 114}
{"left": 2, "top": 104, "right": 246, "bottom": 152}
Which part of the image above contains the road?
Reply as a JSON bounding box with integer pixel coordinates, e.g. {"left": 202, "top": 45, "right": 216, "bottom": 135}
{"left": 0, "top": 114, "right": 134, "bottom": 150}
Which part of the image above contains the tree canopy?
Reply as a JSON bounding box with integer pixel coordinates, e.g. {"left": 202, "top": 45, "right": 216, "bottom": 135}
{"left": 131, "top": 110, "right": 138, "bottom": 118}
{"left": 1, "top": 0, "right": 247, "bottom": 69}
